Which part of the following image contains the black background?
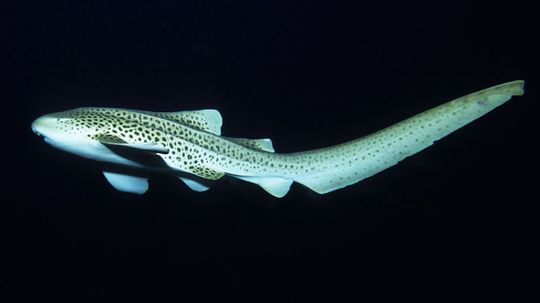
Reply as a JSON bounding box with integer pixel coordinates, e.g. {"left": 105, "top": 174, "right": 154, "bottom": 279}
{"left": 3, "top": 0, "right": 538, "bottom": 301}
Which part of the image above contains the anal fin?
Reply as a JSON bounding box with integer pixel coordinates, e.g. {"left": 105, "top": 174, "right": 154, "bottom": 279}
{"left": 234, "top": 176, "right": 293, "bottom": 198}
{"left": 179, "top": 177, "right": 211, "bottom": 192}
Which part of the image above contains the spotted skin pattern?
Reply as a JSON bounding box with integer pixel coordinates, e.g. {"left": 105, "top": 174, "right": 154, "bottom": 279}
{"left": 33, "top": 80, "right": 524, "bottom": 196}
{"left": 59, "top": 108, "right": 269, "bottom": 179}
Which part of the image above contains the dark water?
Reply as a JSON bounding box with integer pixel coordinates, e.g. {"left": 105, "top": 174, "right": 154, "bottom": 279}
{"left": 4, "top": 1, "right": 537, "bottom": 301}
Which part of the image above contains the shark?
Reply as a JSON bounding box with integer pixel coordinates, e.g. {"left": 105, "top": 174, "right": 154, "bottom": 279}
{"left": 31, "top": 80, "right": 524, "bottom": 197}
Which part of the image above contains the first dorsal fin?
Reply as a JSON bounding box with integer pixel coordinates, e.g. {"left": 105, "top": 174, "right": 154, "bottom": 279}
{"left": 160, "top": 109, "right": 222, "bottom": 135}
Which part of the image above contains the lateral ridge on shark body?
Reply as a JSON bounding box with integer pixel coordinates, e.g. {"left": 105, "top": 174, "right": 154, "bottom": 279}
{"left": 32, "top": 80, "right": 524, "bottom": 197}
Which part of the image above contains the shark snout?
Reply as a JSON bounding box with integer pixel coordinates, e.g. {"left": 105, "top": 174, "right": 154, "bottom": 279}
{"left": 31, "top": 115, "right": 58, "bottom": 138}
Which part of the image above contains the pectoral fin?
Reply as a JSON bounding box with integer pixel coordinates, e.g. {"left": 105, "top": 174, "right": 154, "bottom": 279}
{"left": 95, "top": 133, "right": 169, "bottom": 154}
{"left": 102, "top": 171, "right": 149, "bottom": 194}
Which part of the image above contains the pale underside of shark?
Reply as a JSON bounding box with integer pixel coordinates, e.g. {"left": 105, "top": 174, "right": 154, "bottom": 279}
{"left": 31, "top": 80, "right": 524, "bottom": 197}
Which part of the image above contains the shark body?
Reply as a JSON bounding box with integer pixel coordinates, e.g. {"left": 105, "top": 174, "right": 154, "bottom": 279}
{"left": 32, "top": 80, "right": 524, "bottom": 197}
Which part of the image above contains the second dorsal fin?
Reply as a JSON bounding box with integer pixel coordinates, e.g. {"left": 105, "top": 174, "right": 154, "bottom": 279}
{"left": 226, "top": 137, "right": 275, "bottom": 152}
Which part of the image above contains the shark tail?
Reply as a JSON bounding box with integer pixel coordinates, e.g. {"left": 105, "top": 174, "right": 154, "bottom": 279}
{"left": 293, "top": 80, "right": 525, "bottom": 195}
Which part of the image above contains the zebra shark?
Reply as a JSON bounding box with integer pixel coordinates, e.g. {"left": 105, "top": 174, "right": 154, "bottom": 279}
{"left": 31, "top": 80, "right": 524, "bottom": 197}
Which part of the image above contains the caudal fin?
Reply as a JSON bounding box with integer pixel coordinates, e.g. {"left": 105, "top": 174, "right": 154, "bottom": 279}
{"left": 294, "top": 80, "right": 525, "bottom": 194}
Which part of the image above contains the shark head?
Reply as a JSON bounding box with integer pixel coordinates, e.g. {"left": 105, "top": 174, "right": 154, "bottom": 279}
{"left": 31, "top": 108, "right": 110, "bottom": 159}
{"left": 31, "top": 107, "right": 171, "bottom": 167}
